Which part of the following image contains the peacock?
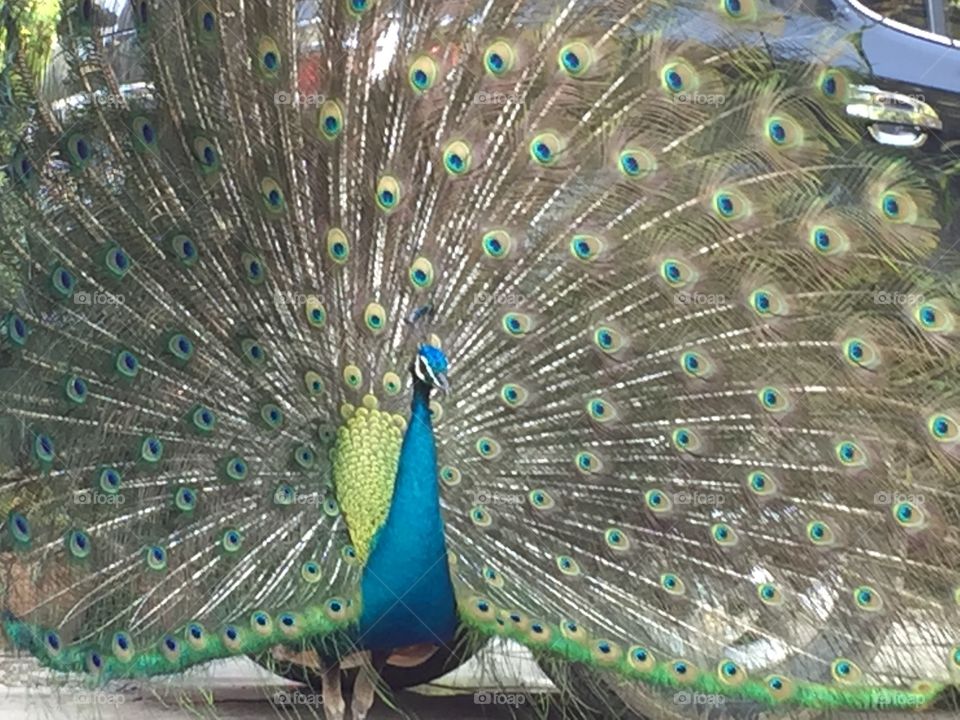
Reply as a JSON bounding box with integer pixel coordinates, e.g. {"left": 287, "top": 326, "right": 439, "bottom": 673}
{"left": 1, "top": 0, "right": 960, "bottom": 718}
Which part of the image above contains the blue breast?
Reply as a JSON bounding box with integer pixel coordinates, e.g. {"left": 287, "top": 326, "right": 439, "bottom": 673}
{"left": 356, "top": 383, "right": 458, "bottom": 650}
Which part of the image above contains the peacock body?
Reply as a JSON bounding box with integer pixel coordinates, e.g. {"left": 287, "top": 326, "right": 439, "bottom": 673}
{"left": 1, "top": 0, "right": 959, "bottom": 718}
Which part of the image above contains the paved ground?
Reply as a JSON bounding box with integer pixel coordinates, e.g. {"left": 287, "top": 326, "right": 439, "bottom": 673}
{"left": 0, "top": 644, "right": 554, "bottom": 719}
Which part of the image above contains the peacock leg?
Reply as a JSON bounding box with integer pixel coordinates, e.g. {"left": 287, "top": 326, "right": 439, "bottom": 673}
{"left": 320, "top": 660, "right": 346, "bottom": 720}
{"left": 351, "top": 651, "right": 387, "bottom": 720}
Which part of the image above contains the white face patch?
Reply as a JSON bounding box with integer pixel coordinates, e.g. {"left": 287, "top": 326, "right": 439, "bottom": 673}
{"left": 415, "top": 354, "right": 442, "bottom": 387}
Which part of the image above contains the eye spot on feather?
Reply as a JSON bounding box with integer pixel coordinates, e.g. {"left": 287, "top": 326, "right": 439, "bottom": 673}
{"left": 64, "top": 374, "right": 88, "bottom": 405}
{"left": 8, "top": 511, "right": 30, "bottom": 544}
{"left": 484, "top": 40, "right": 515, "bottom": 76}
{"left": 273, "top": 483, "right": 296, "bottom": 506}
{"left": 878, "top": 191, "right": 918, "bottom": 223}
{"left": 575, "top": 450, "right": 602, "bottom": 474}
{"left": 587, "top": 397, "right": 617, "bottom": 423}
{"left": 105, "top": 245, "right": 132, "bottom": 278}
{"left": 893, "top": 500, "right": 926, "bottom": 528}
{"left": 831, "top": 658, "right": 862, "bottom": 684}
{"left": 928, "top": 413, "right": 959, "bottom": 444}
{"left": 376, "top": 176, "right": 402, "bottom": 211}
{"left": 221, "top": 528, "right": 243, "bottom": 553}
{"left": 260, "top": 403, "right": 284, "bottom": 429}
{"left": 748, "top": 287, "right": 786, "bottom": 317}
{"left": 318, "top": 100, "right": 344, "bottom": 140}
{"left": 343, "top": 364, "right": 363, "bottom": 389}
{"left": 645, "top": 488, "right": 672, "bottom": 513}
{"left": 758, "top": 385, "right": 789, "bottom": 413}
{"left": 409, "top": 257, "right": 434, "bottom": 289}
{"left": 440, "top": 465, "right": 461, "bottom": 486}
{"left": 145, "top": 545, "right": 167, "bottom": 571}
{"left": 592, "top": 639, "right": 622, "bottom": 666}
{"left": 336, "top": 544, "right": 360, "bottom": 566}
{"left": 558, "top": 41, "right": 593, "bottom": 77}
{"left": 661, "top": 61, "right": 697, "bottom": 94}
{"left": 50, "top": 265, "right": 77, "bottom": 299}
{"left": 470, "top": 506, "right": 492, "bottom": 527}
{"left": 140, "top": 436, "right": 164, "bottom": 463}
{"left": 240, "top": 339, "right": 267, "bottom": 368}
{"left": 301, "top": 560, "right": 322, "bottom": 583}
{"left": 221, "top": 625, "right": 242, "bottom": 652}
{"left": 605, "top": 527, "right": 629, "bottom": 551}
{"left": 167, "top": 333, "right": 195, "bottom": 362}
{"left": 671, "top": 427, "right": 700, "bottom": 453}
{"left": 913, "top": 300, "right": 954, "bottom": 333}
{"left": 618, "top": 148, "right": 656, "bottom": 178}
{"left": 853, "top": 585, "right": 883, "bottom": 612}
{"left": 501, "top": 312, "right": 531, "bottom": 337}
{"left": 260, "top": 178, "right": 286, "bottom": 213}
{"left": 131, "top": 116, "right": 157, "bottom": 149}
{"left": 560, "top": 619, "right": 588, "bottom": 642}
{"left": 809, "top": 225, "right": 849, "bottom": 257}
{"left": 711, "top": 523, "right": 737, "bottom": 547}
{"left": 241, "top": 252, "right": 265, "bottom": 285}
{"left": 817, "top": 69, "right": 849, "bottom": 101}
{"left": 593, "top": 326, "right": 623, "bottom": 353}
{"left": 556, "top": 555, "right": 581, "bottom": 575}
{"left": 257, "top": 37, "right": 282, "bottom": 77}
{"left": 44, "top": 630, "right": 62, "bottom": 656}
{"left": 67, "top": 528, "right": 92, "bottom": 559}
{"left": 660, "top": 572, "right": 685, "bottom": 595}
{"left": 757, "top": 582, "right": 783, "bottom": 606}
{"left": 442, "top": 140, "right": 473, "bottom": 176}
{"left": 628, "top": 646, "right": 655, "bottom": 672}
{"left": 842, "top": 337, "right": 879, "bottom": 369}
{"left": 835, "top": 439, "right": 866, "bottom": 467}
{"left": 746, "top": 470, "right": 776, "bottom": 496}
{"left": 346, "top": 0, "right": 373, "bottom": 16}
{"left": 3, "top": 312, "right": 28, "bottom": 347}
{"left": 482, "top": 566, "right": 504, "bottom": 588}
{"left": 529, "top": 132, "right": 563, "bottom": 166}
{"left": 721, "top": 0, "right": 756, "bottom": 20}
{"left": 294, "top": 445, "right": 316, "bottom": 470}
{"left": 325, "top": 228, "right": 350, "bottom": 263}
{"left": 660, "top": 258, "right": 695, "bottom": 288}
{"left": 712, "top": 189, "right": 749, "bottom": 220}
{"left": 475, "top": 437, "right": 501, "bottom": 459}
{"left": 170, "top": 234, "right": 199, "bottom": 266}
{"left": 408, "top": 55, "right": 439, "bottom": 93}
{"left": 764, "top": 115, "right": 802, "bottom": 149}
{"left": 500, "top": 383, "right": 528, "bottom": 407}
{"left": 528, "top": 488, "right": 555, "bottom": 510}
{"left": 482, "top": 230, "right": 512, "bottom": 258}
{"left": 362, "top": 302, "right": 387, "bottom": 334}
{"left": 807, "top": 520, "right": 835, "bottom": 546}
{"left": 680, "top": 350, "right": 713, "bottom": 378}
{"left": 571, "top": 234, "right": 603, "bottom": 262}
{"left": 86, "top": 650, "right": 103, "bottom": 676}
{"left": 174, "top": 486, "right": 197, "bottom": 512}
{"left": 668, "top": 659, "right": 698, "bottom": 683}
{"left": 717, "top": 660, "right": 747, "bottom": 686}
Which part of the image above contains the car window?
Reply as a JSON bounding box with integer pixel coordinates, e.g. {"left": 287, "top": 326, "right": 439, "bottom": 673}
{"left": 856, "top": 0, "right": 931, "bottom": 30}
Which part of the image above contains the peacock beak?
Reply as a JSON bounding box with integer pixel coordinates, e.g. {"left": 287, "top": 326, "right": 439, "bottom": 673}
{"left": 435, "top": 373, "right": 450, "bottom": 395}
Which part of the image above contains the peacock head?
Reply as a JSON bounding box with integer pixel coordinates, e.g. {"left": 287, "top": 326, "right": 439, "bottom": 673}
{"left": 412, "top": 344, "right": 449, "bottom": 394}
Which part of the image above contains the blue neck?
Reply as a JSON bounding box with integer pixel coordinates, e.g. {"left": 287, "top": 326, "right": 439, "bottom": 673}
{"left": 356, "top": 380, "right": 457, "bottom": 650}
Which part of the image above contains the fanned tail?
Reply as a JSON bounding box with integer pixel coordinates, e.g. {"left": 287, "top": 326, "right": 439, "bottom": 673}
{"left": 0, "top": 0, "right": 958, "bottom": 717}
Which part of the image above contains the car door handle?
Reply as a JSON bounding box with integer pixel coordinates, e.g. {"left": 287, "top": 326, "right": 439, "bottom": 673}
{"left": 844, "top": 84, "right": 943, "bottom": 147}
